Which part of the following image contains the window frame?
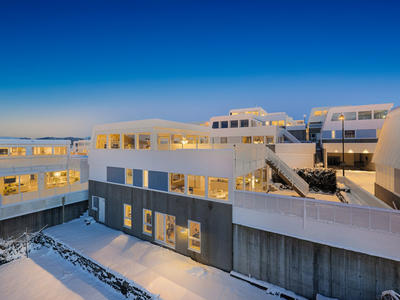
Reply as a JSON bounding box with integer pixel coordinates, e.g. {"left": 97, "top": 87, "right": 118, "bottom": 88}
{"left": 155, "top": 212, "right": 176, "bottom": 248}
{"left": 124, "top": 204, "right": 132, "bottom": 229}
{"left": 188, "top": 220, "right": 201, "bottom": 253}
{"left": 143, "top": 209, "right": 152, "bottom": 236}
{"left": 91, "top": 195, "right": 99, "bottom": 211}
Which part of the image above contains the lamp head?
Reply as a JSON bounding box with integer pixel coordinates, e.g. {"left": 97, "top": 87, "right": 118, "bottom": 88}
{"left": 339, "top": 114, "right": 345, "bottom": 121}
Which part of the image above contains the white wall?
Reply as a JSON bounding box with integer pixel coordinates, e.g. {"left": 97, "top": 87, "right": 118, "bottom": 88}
{"left": 275, "top": 143, "right": 316, "bottom": 168}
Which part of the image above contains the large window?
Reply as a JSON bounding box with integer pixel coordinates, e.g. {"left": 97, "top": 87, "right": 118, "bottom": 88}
{"left": 271, "top": 121, "right": 278, "bottom": 126}
{"left": 314, "top": 111, "right": 322, "bottom": 116}
{"left": 212, "top": 122, "right": 219, "bottom": 129}
{"left": 10, "top": 147, "right": 26, "bottom": 156}
{"left": 109, "top": 134, "right": 120, "bottom": 149}
{"left": 242, "top": 136, "right": 251, "bottom": 143}
{"left": 46, "top": 171, "right": 68, "bottom": 189}
{"left": 0, "top": 148, "right": 9, "bottom": 156}
{"left": 374, "top": 110, "right": 388, "bottom": 119}
{"left": 253, "top": 136, "right": 264, "bottom": 144}
{"left": 1, "top": 176, "right": 18, "bottom": 196}
{"left": 220, "top": 137, "right": 228, "bottom": 143}
{"left": 221, "top": 121, "right": 228, "bottom": 128}
{"left": 188, "top": 221, "right": 201, "bottom": 253}
{"left": 266, "top": 136, "right": 274, "bottom": 144}
{"left": 240, "top": 120, "right": 249, "bottom": 127}
{"left": 33, "top": 147, "right": 52, "bottom": 155}
{"left": 188, "top": 175, "right": 205, "bottom": 197}
{"left": 1, "top": 174, "right": 38, "bottom": 196}
{"left": 54, "top": 147, "right": 67, "bottom": 155}
{"left": 208, "top": 177, "right": 228, "bottom": 200}
{"left": 199, "top": 136, "right": 208, "bottom": 144}
{"left": 186, "top": 135, "right": 199, "bottom": 144}
{"left": 124, "top": 204, "right": 132, "bottom": 228}
{"left": 123, "top": 134, "right": 135, "bottom": 149}
{"left": 170, "top": 173, "right": 185, "bottom": 193}
{"left": 253, "top": 169, "right": 263, "bottom": 192}
{"left": 138, "top": 133, "right": 151, "bottom": 149}
{"left": 157, "top": 133, "right": 170, "bottom": 150}
{"left": 278, "top": 120, "right": 285, "bottom": 126}
{"left": 143, "top": 209, "right": 152, "bottom": 235}
{"left": 230, "top": 120, "right": 238, "bottom": 128}
{"left": 69, "top": 170, "right": 80, "bottom": 185}
{"left": 96, "top": 134, "right": 107, "bottom": 149}
{"left": 236, "top": 176, "right": 243, "bottom": 190}
{"left": 358, "top": 111, "right": 372, "bottom": 120}
{"left": 126, "top": 169, "right": 133, "bottom": 185}
{"left": 343, "top": 112, "right": 356, "bottom": 120}
{"left": 171, "top": 134, "right": 182, "bottom": 144}
{"left": 155, "top": 213, "right": 175, "bottom": 247}
{"left": 245, "top": 173, "right": 251, "bottom": 191}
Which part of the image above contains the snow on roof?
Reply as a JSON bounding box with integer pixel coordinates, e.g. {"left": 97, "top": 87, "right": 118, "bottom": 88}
{"left": 372, "top": 106, "right": 400, "bottom": 169}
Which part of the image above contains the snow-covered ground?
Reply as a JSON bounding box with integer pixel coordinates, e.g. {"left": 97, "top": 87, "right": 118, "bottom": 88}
{"left": 0, "top": 246, "right": 125, "bottom": 299}
{"left": 0, "top": 216, "right": 283, "bottom": 300}
{"left": 344, "top": 170, "right": 375, "bottom": 195}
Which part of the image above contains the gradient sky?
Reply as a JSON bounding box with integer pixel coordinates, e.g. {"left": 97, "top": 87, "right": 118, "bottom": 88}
{"left": 1, "top": 0, "right": 399, "bottom": 138}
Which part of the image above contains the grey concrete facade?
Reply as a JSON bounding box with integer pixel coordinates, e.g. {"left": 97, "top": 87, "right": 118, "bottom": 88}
{"left": 0, "top": 200, "right": 88, "bottom": 239}
{"left": 89, "top": 180, "right": 233, "bottom": 272}
{"left": 375, "top": 183, "right": 400, "bottom": 209}
{"left": 233, "top": 224, "right": 400, "bottom": 300}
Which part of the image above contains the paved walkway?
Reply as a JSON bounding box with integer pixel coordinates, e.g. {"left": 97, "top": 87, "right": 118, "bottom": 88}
{"left": 44, "top": 216, "right": 278, "bottom": 300}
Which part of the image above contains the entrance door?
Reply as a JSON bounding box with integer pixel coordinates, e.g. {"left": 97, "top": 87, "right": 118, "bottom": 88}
{"left": 99, "top": 197, "right": 105, "bottom": 223}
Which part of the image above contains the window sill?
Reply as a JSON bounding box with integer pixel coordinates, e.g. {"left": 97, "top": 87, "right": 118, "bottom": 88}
{"left": 142, "top": 231, "right": 152, "bottom": 237}
{"left": 155, "top": 240, "right": 175, "bottom": 250}
{"left": 188, "top": 247, "right": 201, "bottom": 254}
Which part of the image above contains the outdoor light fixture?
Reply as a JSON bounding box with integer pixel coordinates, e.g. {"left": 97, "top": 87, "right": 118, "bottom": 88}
{"left": 180, "top": 228, "right": 187, "bottom": 234}
{"left": 338, "top": 114, "right": 345, "bottom": 176}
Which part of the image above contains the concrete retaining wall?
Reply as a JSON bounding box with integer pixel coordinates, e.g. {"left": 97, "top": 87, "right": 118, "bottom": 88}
{"left": 233, "top": 224, "right": 400, "bottom": 300}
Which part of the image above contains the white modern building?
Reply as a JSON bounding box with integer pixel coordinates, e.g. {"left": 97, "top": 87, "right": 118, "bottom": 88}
{"left": 0, "top": 139, "right": 89, "bottom": 238}
{"left": 318, "top": 103, "right": 393, "bottom": 170}
{"left": 72, "top": 139, "right": 91, "bottom": 155}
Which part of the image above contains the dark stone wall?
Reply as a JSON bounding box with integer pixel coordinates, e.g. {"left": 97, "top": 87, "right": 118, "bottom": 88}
{"left": 0, "top": 200, "right": 88, "bottom": 239}
{"left": 89, "top": 180, "right": 233, "bottom": 272}
{"left": 233, "top": 224, "right": 400, "bottom": 300}
{"left": 375, "top": 183, "right": 400, "bottom": 209}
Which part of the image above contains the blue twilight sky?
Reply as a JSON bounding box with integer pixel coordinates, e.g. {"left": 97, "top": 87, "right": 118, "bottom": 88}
{"left": 0, "top": 0, "right": 399, "bottom": 138}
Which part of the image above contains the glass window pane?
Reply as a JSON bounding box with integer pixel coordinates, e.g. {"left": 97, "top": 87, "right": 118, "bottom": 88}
{"left": 126, "top": 169, "right": 133, "bottom": 185}
{"left": 230, "top": 120, "right": 238, "bottom": 128}
{"left": 240, "top": 120, "right": 249, "bottom": 127}
{"left": 96, "top": 134, "right": 107, "bottom": 149}
{"left": 33, "top": 147, "right": 52, "bottom": 155}
{"left": 242, "top": 136, "right": 251, "bottom": 143}
{"left": 124, "top": 204, "right": 131, "bottom": 228}
{"left": 208, "top": 177, "right": 229, "bottom": 200}
{"left": 166, "top": 215, "right": 175, "bottom": 247}
{"left": 46, "top": 171, "right": 68, "bottom": 189}
{"left": 186, "top": 135, "right": 198, "bottom": 144}
{"left": 253, "top": 169, "right": 262, "bottom": 192}
{"left": 220, "top": 137, "right": 227, "bottom": 143}
{"left": 343, "top": 112, "right": 356, "bottom": 120}
{"left": 171, "top": 134, "right": 182, "bottom": 144}
{"left": 253, "top": 136, "right": 264, "bottom": 144}
{"left": 54, "top": 147, "right": 67, "bottom": 155}
{"left": 266, "top": 136, "right": 274, "bottom": 144}
{"left": 331, "top": 113, "right": 342, "bottom": 121}
{"left": 314, "top": 111, "right": 322, "bottom": 116}
{"left": 143, "top": 209, "right": 152, "bottom": 235}
{"left": 221, "top": 121, "right": 228, "bottom": 128}
{"left": 123, "top": 134, "right": 135, "bottom": 149}
{"left": 109, "top": 134, "right": 120, "bottom": 149}
{"left": 156, "top": 213, "right": 165, "bottom": 242}
{"left": 10, "top": 147, "right": 26, "bottom": 156}
{"left": 170, "top": 173, "right": 185, "bottom": 193}
{"left": 0, "top": 148, "right": 9, "bottom": 156}
{"left": 271, "top": 121, "right": 278, "bottom": 126}
{"left": 2, "top": 176, "right": 19, "bottom": 195}
{"left": 358, "top": 111, "right": 371, "bottom": 120}
{"left": 188, "top": 221, "right": 201, "bottom": 252}
{"left": 374, "top": 110, "right": 388, "bottom": 119}
{"left": 157, "top": 133, "right": 170, "bottom": 150}
{"left": 245, "top": 173, "right": 252, "bottom": 191}
{"left": 236, "top": 176, "right": 243, "bottom": 190}
{"left": 69, "top": 170, "right": 80, "bottom": 185}
{"left": 188, "top": 175, "right": 205, "bottom": 197}
{"left": 143, "top": 170, "right": 148, "bottom": 188}
{"left": 278, "top": 120, "right": 285, "bottom": 126}
{"left": 138, "top": 133, "right": 151, "bottom": 149}
{"left": 199, "top": 136, "right": 208, "bottom": 144}
{"left": 212, "top": 122, "right": 219, "bottom": 129}
{"left": 345, "top": 130, "right": 355, "bottom": 138}
{"left": 19, "top": 174, "right": 38, "bottom": 193}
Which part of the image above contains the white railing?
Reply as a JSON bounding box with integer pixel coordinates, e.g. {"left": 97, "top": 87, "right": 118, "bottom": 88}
{"left": 0, "top": 156, "right": 68, "bottom": 173}
{"left": 277, "top": 127, "right": 301, "bottom": 143}
{"left": 0, "top": 182, "right": 88, "bottom": 206}
{"left": 265, "top": 147, "right": 309, "bottom": 195}
{"left": 234, "top": 191, "right": 400, "bottom": 235}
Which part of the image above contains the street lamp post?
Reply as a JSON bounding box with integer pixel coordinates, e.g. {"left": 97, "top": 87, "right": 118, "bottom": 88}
{"left": 339, "top": 114, "right": 345, "bottom": 176}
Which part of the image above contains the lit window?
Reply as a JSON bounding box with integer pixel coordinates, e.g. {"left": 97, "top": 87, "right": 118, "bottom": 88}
{"left": 253, "top": 169, "right": 262, "bottom": 192}
{"left": 157, "top": 133, "right": 170, "bottom": 150}
{"left": 170, "top": 173, "right": 185, "bottom": 193}
{"left": 96, "top": 134, "right": 107, "bottom": 149}
{"left": 236, "top": 176, "right": 243, "bottom": 190}
{"left": 2, "top": 176, "right": 18, "bottom": 196}
{"left": 33, "top": 147, "right": 52, "bottom": 155}
{"left": 188, "top": 221, "right": 201, "bottom": 253}
{"left": 186, "top": 135, "right": 199, "bottom": 144}
{"left": 10, "top": 147, "right": 26, "bottom": 156}
{"left": 278, "top": 120, "right": 285, "bottom": 126}
{"left": 323, "top": 110, "right": 328, "bottom": 115}
{"left": 123, "top": 134, "right": 135, "bottom": 149}
{"left": 208, "top": 177, "right": 228, "bottom": 200}
{"left": 109, "top": 134, "right": 120, "bottom": 149}
{"left": 266, "top": 136, "right": 274, "bottom": 144}
{"left": 265, "top": 121, "right": 270, "bottom": 125}
{"left": 138, "top": 133, "right": 151, "bottom": 149}
{"left": 143, "top": 170, "right": 148, "bottom": 188}
{"left": 253, "top": 136, "right": 264, "bottom": 144}
{"left": 45, "top": 171, "right": 68, "bottom": 189}
{"left": 124, "top": 204, "right": 132, "bottom": 228}
{"left": 271, "top": 121, "right": 278, "bottom": 126}
{"left": 314, "top": 111, "right": 322, "bottom": 116}
{"left": 245, "top": 173, "right": 252, "bottom": 191}
{"left": 242, "top": 136, "right": 251, "bottom": 143}
{"left": 199, "top": 136, "right": 208, "bottom": 143}
{"left": 374, "top": 110, "right": 388, "bottom": 119}
{"left": 230, "top": 120, "right": 238, "bottom": 128}
{"left": 332, "top": 131, "right": 336, "bottom": 139}
{"left": 69, "top": 170, "right": 80, "bottom": 185}
{"left": 171, "top": 134, "right": 182, "bottom": 144}
{"left": 221, "top": 121, "right": 228, "bottom": 128}
{"left": 358, "top": 111, "right": 372, "bottom": 120}
{"left": 126, "top": 169, "right": 133, "bottom": 185}
{"left": 54, "top": 147, "right": 67, "bottom": 155}
{"left": 220, "top": 137, "right": 228, "bottom": 143}
{"left": 231, "top": 112, "right": 238, "bottom": 115}
{"left": 0, "top": 148, "right": 9, "bottom": 156}
{"left": 240, "top": 120, "right": 249, "bottom": 127}
{"left": 188, "top": 175, "right": 205, "bottom": 197}
{"left": 2, "top": 174, "right": 38, "bottom": 196}
{"left": 155, "top": 212, "right": 175, "bottom": 247}
{"left": 212, "top": 122, "right": 219, "bottom": 129}
{"left": 143, "top": 209, "right": 152, "bottom": 235}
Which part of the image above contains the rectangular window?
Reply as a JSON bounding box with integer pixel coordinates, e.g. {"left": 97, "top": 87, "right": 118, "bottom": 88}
{"left": 157, "top": 133, "right": 170, "bottom": 150}
{"left": 33, "top": 147, "right": 52, "bottom": 155}
{"left": 143, "top": 170, "right": 148, "bottom": 188}
{"left": 358, "top": 111, "right": 372, "bottom": 120}
{"left": 314, "top": 111, "right": 322, "bottom": 116}
{"left": 123, "top": 134, "right": 135, "bottom": 149}
{"left": 236, "top": 176, "right": 243, "bottom": 190}
{"left": 253, "top": 136, "right": 264, "bottom": 144}
{"left": 240, "top": 120, "right": 249, "bottom": 127}
{"left": 271, "top": 121, "right": 278, "bottom": 126}
{"left": 374, "top": 110, "right": 388, "bottom": 119}
{"left": 188, "top": 221, "right": 201, "bottom": 253}
{"left": 253, "top": 169, "right": 262, "bottom": 192}
{"left": 45, "top": 171, "right": 68, "bottom": 189}
{"left": 96, "top": 134, "right": 107, "bottom": 149}
{"left": 92, "top": 196, "right": 99, "bottom": 211}
{"left": 109, "top": 134, "right": 120, "bottom": 149}
{"left": 10, "top": 147, "right": 26, "bottom": 156}
{"left": 278, "top": 120, "right": 285, "bottom": 126}
{"left": 208, "top": 177, "right": 229, "bottom": 200}
{"left": 230, "top": 120, "right": 238, "bottom": 128}
{"left": 242, "top": 136, "right": 251, "bottom": 143}
{"left": 2, "top": 176, "right": 18, "bottom": 196}
{"left": 54, "top": 147, "right": 67, "bottom": 155}
{"left": 126, "top": 169, "right": 133, "bottom": 185}
{"left": 186, "top": 135, "right": 199, "bottom": 144}
{"left": 171, "top": 134, "right": 182, "bottom": 144}
{"left": 266, "top": 136, "right": 274, "bottom": 144}
{"left": 323, "top": 110, "right": 328, "bottom": 115}
{"left": 170, "top": 173, "right": 185, "bottom": 193}
{"left": 345, "top": 130, "right": 355, "bottom": 138}
{"left": 69, "top": 170, "right": 80, "bottom": 185}
{"left": 199, "top": 136, "right": 208, "bottom": 144}
{"left": 138, "top": 133, "right": 151, "bottom": 149}
{"left": 245, "top": 173, "right": 252, "bottom": 191}
{"left": 212, "top": 122, "right": 219, "bottom": 129}
{"left": 0, "top": 148, "right": 9, "bottom": 156}
{"left": 143, "top": 209, "right": 152, "bottom": 235}
{"left": 188, "top": 175, "right": 205, "bottom": 197}
{"left": 332, "top": 130, "right": 336, "bottom": 139}
{"left": 251, "top": 120, "right": 256, "bottom": 127}
{"left": 155, "top": 212, "right": 175, "bottom": 248}
{"left": 19, "top": 174, "right": 38, "bottom": 193}
{"left": 220, "top": 137, "right": 228, "bottom": 143}
{"left": 221, "top": 121, "right": 228, "bottom": 128}
{"left": 331, "top": 113, "right": 342, "bottom": 121}
{"left": 343, "top": 112, "right": 356, "bottom": 120}
{"left": 265, "top": 121, "right": 270, "bottom": 125}
{"left": 124, "top": 204, "right": 132, "bottom": 228}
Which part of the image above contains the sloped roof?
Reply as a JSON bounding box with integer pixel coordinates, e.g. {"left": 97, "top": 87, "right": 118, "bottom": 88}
{"left": 372, "top": 106, "right": 400, "bottom": 169}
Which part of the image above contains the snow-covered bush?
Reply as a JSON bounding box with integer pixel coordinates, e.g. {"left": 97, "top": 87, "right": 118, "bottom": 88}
{"left": 0, "top": 232, "right": 42, "bottom": 265}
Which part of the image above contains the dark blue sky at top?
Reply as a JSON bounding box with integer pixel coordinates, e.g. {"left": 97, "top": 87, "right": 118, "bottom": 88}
{"left": 1, "top": 0, "right": 399, "bottom": 137}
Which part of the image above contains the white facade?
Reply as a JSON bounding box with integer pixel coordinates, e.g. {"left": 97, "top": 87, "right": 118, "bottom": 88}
{"left": 72, "top": 139, "right": 91, "bottom": 155}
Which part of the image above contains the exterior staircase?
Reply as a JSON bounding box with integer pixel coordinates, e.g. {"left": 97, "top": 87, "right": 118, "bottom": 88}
{"left": 265, "top": 147, "right": 309, "bottom": 197}
{"left": 277, "top": 127, "right": 301, "bottom": 143}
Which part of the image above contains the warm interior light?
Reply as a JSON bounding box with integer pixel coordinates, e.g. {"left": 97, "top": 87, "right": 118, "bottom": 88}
{"left": 54, "top": 172, "right": 61, "bottom": 177}
{"left": 181, "top": 138, "right": 188, "bottom": 144}
{"left": 334, "top": 149, "right": 338, "bottom": 153}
